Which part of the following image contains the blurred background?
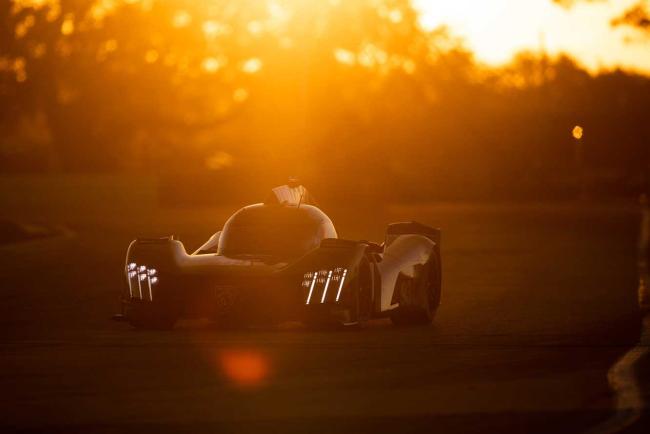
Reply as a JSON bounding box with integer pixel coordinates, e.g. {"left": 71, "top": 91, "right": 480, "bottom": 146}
{"left": 0, "top": 0, "right": 648, "bottom": 206}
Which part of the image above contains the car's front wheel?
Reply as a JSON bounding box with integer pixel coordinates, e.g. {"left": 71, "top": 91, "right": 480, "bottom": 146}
{"left": 390, "top": 254, "right": 441, "bottom": 326}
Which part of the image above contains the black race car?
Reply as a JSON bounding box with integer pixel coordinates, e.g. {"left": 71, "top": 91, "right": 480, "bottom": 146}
{"left": 116, "top": 182, "right": 441, "bottom": 329}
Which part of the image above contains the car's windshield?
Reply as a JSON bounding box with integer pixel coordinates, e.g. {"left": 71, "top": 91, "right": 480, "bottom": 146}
{"left": 218, "top": 205, "right": 328, "bottom": 260}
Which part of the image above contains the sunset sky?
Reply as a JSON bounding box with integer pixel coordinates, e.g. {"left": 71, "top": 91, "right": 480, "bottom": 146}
{"left": 414, "top": 0, "right": 650, "bottom": 73}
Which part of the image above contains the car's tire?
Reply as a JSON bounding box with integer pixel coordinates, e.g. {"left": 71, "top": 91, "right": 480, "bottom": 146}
{"left": 390, "top": 253, "right": 441, "bottom": 326}
{"left": 126, "top": 303, "right": 177, "bottom": 330}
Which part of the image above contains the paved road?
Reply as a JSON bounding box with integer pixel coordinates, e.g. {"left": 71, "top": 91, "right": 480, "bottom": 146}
{"left": 0, "top": 202, "right": 644, "bottom": 433}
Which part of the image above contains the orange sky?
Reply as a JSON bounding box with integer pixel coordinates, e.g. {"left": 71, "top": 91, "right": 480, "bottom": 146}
{"left": 414, "top": 0, "right": 650, "bottom": 73}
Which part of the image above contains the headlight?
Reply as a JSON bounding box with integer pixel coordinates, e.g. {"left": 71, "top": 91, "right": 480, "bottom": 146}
{"left": 125, "top": 263, "right": 159, "bottom": 301}
{"left": 303, "top": 267, "right": 348, "bottom": 304}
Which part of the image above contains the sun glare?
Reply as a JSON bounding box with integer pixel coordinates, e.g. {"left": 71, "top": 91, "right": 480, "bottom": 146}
{"left": 18, "top": 0, "right": 647, "bottom": 73}
{"left": 414, "top": 0, "right": 650, "bottom": 72}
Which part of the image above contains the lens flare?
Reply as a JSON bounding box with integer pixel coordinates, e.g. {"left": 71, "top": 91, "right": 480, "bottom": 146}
{"left": 219, "top": 350, "right": 269, "bottom": 387}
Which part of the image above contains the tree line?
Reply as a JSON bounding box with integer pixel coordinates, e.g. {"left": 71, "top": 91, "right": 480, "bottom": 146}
{"left": 1, "top": 0, "right": 648, "bottom": 201}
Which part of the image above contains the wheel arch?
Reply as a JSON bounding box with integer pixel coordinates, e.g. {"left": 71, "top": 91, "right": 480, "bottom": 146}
{"left": 377, "top": 222, "right": 442, "bottom": 314}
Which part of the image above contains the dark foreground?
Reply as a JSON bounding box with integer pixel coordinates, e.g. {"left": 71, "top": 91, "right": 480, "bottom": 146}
{"left": 0, "top": 202, "right": 645, "bottom": 433}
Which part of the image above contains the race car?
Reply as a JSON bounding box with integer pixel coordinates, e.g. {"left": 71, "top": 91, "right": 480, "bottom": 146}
{"left": 115, "top": 182, "right": 442, "bottom": 329}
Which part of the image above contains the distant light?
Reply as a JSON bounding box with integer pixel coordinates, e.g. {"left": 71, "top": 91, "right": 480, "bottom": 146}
{"left": 202, "top": 56, "right": 223, "bottom": 73}
{"left": 89, "top": 1, "right": 116, "bottom": 23}
{"left": 46, "top": 3, "right": 61, "bottom": 22}
{"left": 144, "top": 49, "right": 159, "bottom": 64}
{"left": 402, "top": 59, "right": 416, "bottom": 74}
{"left": 242, "top": 58, "right": 262, "bottom": 74}
{"left": 128, "top": 263, "right": 137, "bottom": 271}
{"left": 358, "top": 44, "right": 387, "bottom": 68}
{"left": 60, "top": 14, "right": 74, "bottom": 35}
{"left": 268, "top": 1, "right": 290, "bottom": 22}
{"left": 15, "top": 14, "right": 35, "bottom": 39}
{"left": 172, "top": 10, "right": 192, "bottom": 28}
{"left": 572, "top": 125, "right": 584, "bottom": 140}
{"left": 202, "top": 20, "right": 223, "bottom": 38}
{"left": 150, "top": 276, "right": 158, "bottom": 285}
{"left": 388, "top": 9, "right": 403, "bottom": 23}
{"left": 334, "top": 48, "right": 356, "bottom": 66}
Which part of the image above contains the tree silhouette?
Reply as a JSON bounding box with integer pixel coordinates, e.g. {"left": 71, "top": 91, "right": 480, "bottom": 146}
{"left": 0, "top": 1, "right": 648, "bottom": 199}
{"left": 612, "top": 1, "right": 650, "bottom": 33}
{"left": 1, "top": 0, "right": 462, "bottom": 173}
{"left": 553, "top": 0, "right": 650, "bottom": 34}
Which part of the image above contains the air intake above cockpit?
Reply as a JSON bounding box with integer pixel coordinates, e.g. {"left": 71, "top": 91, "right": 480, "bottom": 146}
{"left": 265, "top": 178, "right": 316, "bottom": 206}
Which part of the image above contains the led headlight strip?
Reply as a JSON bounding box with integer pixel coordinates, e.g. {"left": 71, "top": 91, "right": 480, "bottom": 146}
{"left": 302, "top": 267, "right": 348, "bottom": 304}
{"left": 126, "top": 262, "right": 158, "bottom": 301}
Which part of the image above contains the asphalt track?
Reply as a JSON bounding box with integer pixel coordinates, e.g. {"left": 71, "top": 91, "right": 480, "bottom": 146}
{"left": 0, "top": 202, "right": 645, "bottom": 433}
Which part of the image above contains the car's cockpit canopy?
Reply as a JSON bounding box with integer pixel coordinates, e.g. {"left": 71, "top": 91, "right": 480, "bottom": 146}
{"left": 217, "top": 203, "right": 337, "bottom": 260}
{"left": 214, "top": 182, "right": 334, "bottom": 260}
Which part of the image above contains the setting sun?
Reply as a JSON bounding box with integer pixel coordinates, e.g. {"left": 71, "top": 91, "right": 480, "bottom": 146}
{"left": 415, "top": 0, "right": 650, "bottom": 72}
